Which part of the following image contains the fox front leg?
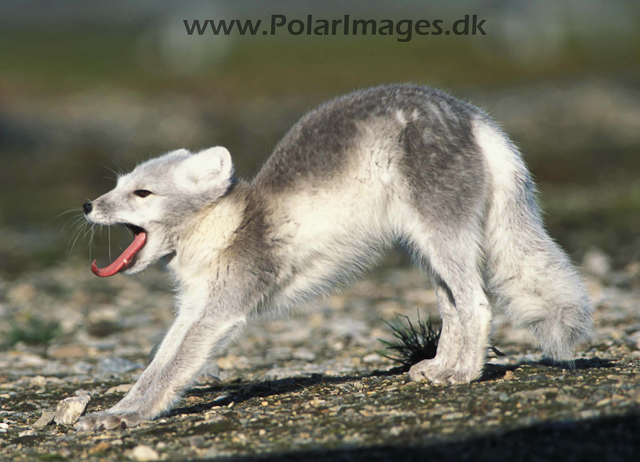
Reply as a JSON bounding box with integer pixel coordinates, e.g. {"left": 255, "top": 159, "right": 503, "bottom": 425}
{"left": 76, "top": 311, "right": 246, "bottom": 431}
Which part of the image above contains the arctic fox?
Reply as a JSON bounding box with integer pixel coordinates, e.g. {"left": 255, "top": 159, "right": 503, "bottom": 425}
{"left": 78, "top": 85, "right": 592, "bottom": 431}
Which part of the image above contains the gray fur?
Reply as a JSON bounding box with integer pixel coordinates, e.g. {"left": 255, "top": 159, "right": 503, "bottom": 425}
{"left": 77, "top": 85, "right": 592, "bottom": 431}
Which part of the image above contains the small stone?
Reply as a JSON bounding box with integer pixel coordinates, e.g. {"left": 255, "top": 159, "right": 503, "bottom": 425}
{"left": 189, "top": 436, "right": 206, "bottom": 448}
{"left": 48, "top": 345, "right": 86, "bottom": 359}
{"left": 0, "top": 422, "right": 9, "bottom": 432}
{"left": 7, "top": 283, "right": 36, "bottom": 303}
{"left": 292, "top": 348, "right": 316, "bottom": 361}
{"left": 88, "top": 442, "right": 111, "bottom": 455}
{"left": 202, "top": 448, "right": 219, "bottom": 458}
{"left": 128, "top": 445, "right": 159, "bottom": 461}
{"left": 362, "top": 353, "right": 382, "bottom": 363}
{"left": 33, "top": 411, "right": 55, "bottom": 430}
{"left": 54, "top": 393, "right": 91, "bottom": 426}
{"left": 29, "top": 376, "right": 47, "bottom": 388}
{"left": 98, "top": 357, "right": 143, "bottom": 374}
{"left": 261, "top": 401, "right": 269, "bottom": 406}
{"left": 583, "top": 248, "right": 611, "bottom": 277}
{"left": 71, "top": 361, "right": 94, "bottom": 374}
{"left": 217, "top": 354, "right": 250, "bottom": 370}
{"left": 231, "top": 433, "right": 247, "bottom": 443}
{"left": 44, "top": 377, "right": 65, "bottom": 388}
{"left": 580, "top": 409, "right": 599, "bottom": 419}
{"left": 106, "top": 384, "right": 134, "bottom": 395}
{"left": 503, "top": 370, "right": 515, "bottom": 380}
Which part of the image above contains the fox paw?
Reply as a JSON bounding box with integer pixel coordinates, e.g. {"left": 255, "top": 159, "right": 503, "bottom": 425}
{"left": 408, "top": 359, "right": 451, "bottom": 385}
{"left": 409, "top": 360, "right": 479, "bottom": 385}
{"left": 75, "top": 411, "right": 143, "bottom": 431}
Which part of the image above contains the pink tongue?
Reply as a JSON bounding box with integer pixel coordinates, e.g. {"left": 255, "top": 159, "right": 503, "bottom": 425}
{"left": 91, "top": 232, "right": 147, "bottom": 277}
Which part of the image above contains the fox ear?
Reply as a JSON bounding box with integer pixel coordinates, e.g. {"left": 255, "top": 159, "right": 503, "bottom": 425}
{"left": 178, "top": 146, "right": 234, "bottom": 191}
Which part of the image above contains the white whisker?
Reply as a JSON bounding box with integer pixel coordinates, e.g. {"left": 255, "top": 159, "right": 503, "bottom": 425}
{"left": 67, "top": 221, "right": 87, "bottom": 257}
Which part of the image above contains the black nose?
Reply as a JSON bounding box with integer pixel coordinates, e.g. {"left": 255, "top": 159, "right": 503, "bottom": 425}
{"left": 82, "top": 202, "right": 93, "bottom": 215}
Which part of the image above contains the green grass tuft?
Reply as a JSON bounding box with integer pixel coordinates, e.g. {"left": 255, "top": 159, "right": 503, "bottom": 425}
{"left": 8, "top": 316, "right": 61, "bottom": 346}
{"left": 377, "top": 311, "right": 441, "bottom": 369}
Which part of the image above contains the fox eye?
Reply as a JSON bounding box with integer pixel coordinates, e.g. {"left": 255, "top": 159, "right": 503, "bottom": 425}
{"left": 133, "top": 190, "right": 153, "bottom": 198}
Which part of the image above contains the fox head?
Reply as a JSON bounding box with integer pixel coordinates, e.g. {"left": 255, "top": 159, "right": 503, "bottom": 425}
{"left": 83, "top": 147, "right": 234, "bottom": 276}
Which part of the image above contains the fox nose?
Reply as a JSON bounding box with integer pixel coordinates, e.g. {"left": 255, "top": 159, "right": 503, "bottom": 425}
{"left": 82, "top": 202, "right": 93, "bottom": 215}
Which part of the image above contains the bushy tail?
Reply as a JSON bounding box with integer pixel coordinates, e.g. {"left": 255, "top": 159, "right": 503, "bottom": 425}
{"left": 475, "top": 120, "right": 593, "bottom": 361}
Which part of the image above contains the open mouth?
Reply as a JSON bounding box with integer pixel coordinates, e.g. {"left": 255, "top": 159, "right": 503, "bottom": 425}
{"left": 91, "top": 224, "right": 147, "bottom": 277}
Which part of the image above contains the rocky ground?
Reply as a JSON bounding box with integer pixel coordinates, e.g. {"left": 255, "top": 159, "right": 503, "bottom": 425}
{"left": 0, "top": 248, "right": 639, "bottom": 461}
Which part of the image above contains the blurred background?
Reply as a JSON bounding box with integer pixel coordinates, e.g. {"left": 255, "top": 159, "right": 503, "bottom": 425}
{"left": 1, "top": 4, "right": 640, "bottom": 452}
{"left": 0, "top": 0, "right": 639, "bottom": 278}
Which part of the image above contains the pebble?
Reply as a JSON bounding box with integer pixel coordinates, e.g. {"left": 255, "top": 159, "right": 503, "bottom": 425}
{"left": 7, "top": 283, "right": 36, "bottom": 303}
{"left": 583, "top": 248, "right": 612, "bottom": 277}
{"left": 47, "top": 345, "right": 86, "bottom": 359}
{"left": 292, "top": 348, "right": 316, "bottom": 361}
{"left": 217, "top": 354, "right": 250, "bottom": 370}
{"left": 309, "top": 398, "right": 326, "bottom": 407}
{"left": 362, "top": 353, "right": 382, "bottom": 363}
{"left": 201, "top": 448, "right": 220, "bottom": 458}
{"left": 44, "top": 377, "right": 65, "bottom": 388}
{"left": 106, "top": 384, "right": 134, "bottom": 394}
{"left": 33, "top": 411, "right": 55, "bottom": 430}
{"left": 352, "top": 381, "right": 364, "bottom": 391}
{"left": 128, "top": 445, "right": 159, "bottom": 461}
{"left": 441, "top": 412, "right": 464, "bottom": 421}
{"left": 0, "top": 423, "right": 8, "bottom": 433}
{"left": 189, "top": 436, "right": 206, "bottom": 448}
{"left": 54, "top": 392, "right": 91, "bottom": 426}
{"left": 71, "top": 362, "right": 93, "bottom": 374}
{"left": 28, "top": 376, "right": 47, "bottom": 388}
{"left": 88, "top": 441, "right": 111, "bottom": 455}
{"left": 580, "top": 409, "right": 600, "bottom": 419}
{"left": 98, "top": 357, "right": 143, "bottom": 374}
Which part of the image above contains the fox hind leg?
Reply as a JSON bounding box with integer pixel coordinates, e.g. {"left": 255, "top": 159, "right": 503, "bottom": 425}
{"left": 407, "top": 273, "right": 462, "bottom": 384}
{"left": 407, "top": 227, "right": 490, "bottom": 384}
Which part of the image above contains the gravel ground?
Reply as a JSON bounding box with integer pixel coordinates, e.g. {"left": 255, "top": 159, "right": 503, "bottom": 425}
{"left": 1, "top": 249, "right": 639, "bottom": 461}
